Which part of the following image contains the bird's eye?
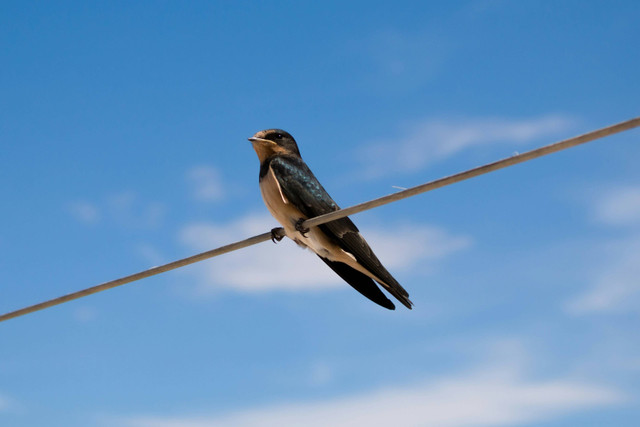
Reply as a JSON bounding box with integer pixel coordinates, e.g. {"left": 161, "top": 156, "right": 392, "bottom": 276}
{"left": 276, "top": 134, "right": 283, "bottom": 139}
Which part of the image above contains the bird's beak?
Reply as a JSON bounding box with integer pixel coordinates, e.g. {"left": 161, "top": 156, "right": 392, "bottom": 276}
{"left": 248, "top": 137, "right": 270, "bottom": 144}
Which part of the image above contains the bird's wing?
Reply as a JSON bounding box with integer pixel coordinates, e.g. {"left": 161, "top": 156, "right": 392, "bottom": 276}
{"left": 269, "top": 156, "right": 413, "bottom": 309}
{"left": 318, "top": 256, "right": 395, "bottom": 310}
{"left": 268, "top": 155, "right": 340, "bottom": 216}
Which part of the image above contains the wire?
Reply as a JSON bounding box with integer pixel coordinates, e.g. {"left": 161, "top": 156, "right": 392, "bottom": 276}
{"left": 304, "top": 117, "right": 640, "bottom": 228}
{"left": 1, "top": 117, "right": 638, "bottom": 323}
{"left": 0, "top": 232, "right": 275, "bottom": 323}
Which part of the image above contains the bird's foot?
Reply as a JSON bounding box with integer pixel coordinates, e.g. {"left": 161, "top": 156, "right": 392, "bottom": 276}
{"left": 270, "top": 227, "right": 285, "bottom": 243}
{"left": 294, "top": 218, "right": 309, "bottom": 237}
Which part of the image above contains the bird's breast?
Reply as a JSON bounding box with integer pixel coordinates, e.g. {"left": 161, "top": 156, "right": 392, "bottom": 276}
{"left": 260, "top": 166, "right": 306, "bottom": 235}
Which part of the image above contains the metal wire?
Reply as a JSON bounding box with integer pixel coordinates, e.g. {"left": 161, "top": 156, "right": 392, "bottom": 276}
{"left": 1, "top": 116, "right": 638, "bottom": 323}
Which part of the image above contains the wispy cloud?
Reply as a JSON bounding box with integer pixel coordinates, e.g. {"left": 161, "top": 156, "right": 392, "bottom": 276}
{"left": 177, "top": 213, "right": 470, "bottom": 294}
{"left": 592, "top": 185, "right": 640, "bottom": 227}
{"left": 186, "top": 166, "right": 224, "bottom": 202}
{"left": 352, "top": 29, "right": 449, "bottom": 92}
{"left": 67, "top": 201, "right": 101, "bottom": 224}
{"left": 135, "top": 243, "right": 165, "bottom": 266}
{"left": 355, "top": 224, "right": 471, "bottom": 272}
{"left": 67, "top": 192, "right": 166, "bottom": 229}
{"left": 358, "top": 115, "right": 576, "bottom": 179}
{"left": 566, "top": 185, "right": 640, "bottom": 314}
{"left": 308, "top": 361, "right": 334, "bottom": 387}
{"left": 0, "top": 392, "right": 16, "bottom": 412}
{"left": 107, "top": 191, "right": 165, "bottom": 228}
{"left": 72, "top": 305, "right": 98, "bottom": 323}
{"left": 117, "top": 363, "right": 625, "bottom": 427}
{"left": 566, "top": 234, "right": 640, "bottom": 315}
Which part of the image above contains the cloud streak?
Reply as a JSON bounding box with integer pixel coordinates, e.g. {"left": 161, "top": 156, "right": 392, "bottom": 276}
{"left": 106, "top": 191, "right": 165, "bottom": 229}
{"left": 353, "top": 29, "right": 449, "bottom": 92}
{"left": 186, "top": 166, "right": 224, "bottom": 202}
{"left": 566, "top": 234, "right": 640, "bottom": 315}
{"left": 0, "top": 392, "right": 15, "bottom": 412}
{"left": 67, "top": 201, "right": 101, "bottom": 224}
{"left": 566, "top": 185, "right": 640, "bottom": 314}
{"left": 66, "top": 192, "right": 166, "bottom": 229}
{"left": 118, "top": 364, "right": 625, "bottom": 427}
{"left": 592, "top": 185, "right": 640, "bottom": 227}
{"left": 358, "top": 115, "right": 576, "bottom": 179}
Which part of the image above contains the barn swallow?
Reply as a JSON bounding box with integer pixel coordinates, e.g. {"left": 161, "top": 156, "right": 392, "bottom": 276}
{"left": 249, "top": 129, "right": 413, "bottom": 310}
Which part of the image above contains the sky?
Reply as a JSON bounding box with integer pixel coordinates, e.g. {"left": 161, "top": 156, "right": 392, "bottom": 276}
{"left": 1, "top": 1, "right": 639, "bottom": 426}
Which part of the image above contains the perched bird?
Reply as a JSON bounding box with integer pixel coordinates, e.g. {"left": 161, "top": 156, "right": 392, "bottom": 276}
{"left": 249, "top": 129, "right": 413, "bottom": 310}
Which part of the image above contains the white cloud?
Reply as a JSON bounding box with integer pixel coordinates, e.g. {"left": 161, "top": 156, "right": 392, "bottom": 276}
{"left": 355, "top": 30, "right": 449, "bottom": 92}
{"left": 359, "top": 115, "right": 576, "bottom": 178}
{"left": 67, "top": 201, "right": 101, "bottom": 224}
{"left": 566, "top": 234, "right": 640, "bottom": 315}
{"left": 308, "top": 361, "right": 334, "bottom": 387}
{"left": 135, "top": 243, "right": 165, "bottom": 266}
{"left": 592, "top": 185, "right": 640, "bottom": 227}
{"left": 117, "top": 365, "right": 625, "bottom": 427}
{"left": 106, "top": 191, "right": 165, "bottom": 229}
{"left": 363, "top": 225, "right": 471, "bottom": 271}
{"left": 67, "top": 192, "right": 165, "bottom": 228}
{"left": 187, "top": 166, "right": 224, "bottom": 202}
{"left": 73, "top": 305, "right": 98, "bottom": 322}
{"left": 178, "top": 213, "right": 470, "bottom": 294}
{"left": 566, "top": 186, "right": 640, "bottom": 314}
{"left": 0, "top": 392, "right": 15, "bottom": 412}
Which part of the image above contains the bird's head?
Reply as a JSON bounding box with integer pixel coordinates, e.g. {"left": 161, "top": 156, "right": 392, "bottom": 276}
{"left": 248, "top": 129, "right": 301, "bottom": 162}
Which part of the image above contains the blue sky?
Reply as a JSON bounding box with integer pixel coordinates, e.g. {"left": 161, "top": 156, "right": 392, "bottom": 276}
{"left": 1, "top": 1, "right": 639, "bottom": 426}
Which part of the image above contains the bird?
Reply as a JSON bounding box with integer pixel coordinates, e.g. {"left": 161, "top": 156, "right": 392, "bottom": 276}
{"left": 248, "top": 129, "right": 413, "bottom": 310}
